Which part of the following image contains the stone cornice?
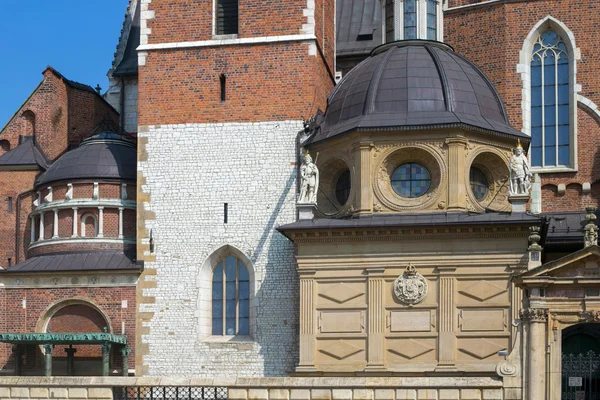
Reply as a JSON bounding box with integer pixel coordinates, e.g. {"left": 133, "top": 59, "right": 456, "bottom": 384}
{"left": 288, "top": 225, "right": 529, "bottom": 243}
{"left": 33, "top": 198, "right": 135, "bottom": 213}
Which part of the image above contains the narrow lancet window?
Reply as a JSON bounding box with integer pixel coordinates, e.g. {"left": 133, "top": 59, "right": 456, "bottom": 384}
{"left": 212, "top": 256, "right": 250, "bottom": 336}
{"left": 404, "top": 0, "right": 417, "bottom": 39}
{"left": 530, "top": 30, "right": 570, "bottom": 167}
{"left": 426, "top": 0, "right": 437, "bottom": 40}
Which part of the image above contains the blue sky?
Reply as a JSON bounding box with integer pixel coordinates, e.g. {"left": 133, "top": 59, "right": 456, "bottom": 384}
{"left": 0, "top": 0, "right": 129, "bottom": 128}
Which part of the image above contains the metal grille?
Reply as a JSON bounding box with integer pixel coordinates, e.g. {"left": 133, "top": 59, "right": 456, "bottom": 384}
{"left": 562, "top": 351, "right": 600, "bottom": 399}
{"left": 113, "top": 387, "right": 228, "bottom": 400}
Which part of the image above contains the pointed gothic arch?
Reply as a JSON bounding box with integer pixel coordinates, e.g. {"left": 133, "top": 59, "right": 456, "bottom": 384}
{"left": 196, "top": 244, "right": 256, "bottom": 339}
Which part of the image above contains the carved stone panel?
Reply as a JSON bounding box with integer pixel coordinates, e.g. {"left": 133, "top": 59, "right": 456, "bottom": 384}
{"left": 320, "top": 311, "right": 363, "bottom": 334}
{"left": 459, "top": 309, "right": 506, "bottom": 332}
{"left": 390, "top": 310, "right": 432, "bottom": 332}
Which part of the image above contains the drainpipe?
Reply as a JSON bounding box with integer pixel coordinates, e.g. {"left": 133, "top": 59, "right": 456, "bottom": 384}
{"left": 15, "top": 189, "right": 35, "bottom": 264}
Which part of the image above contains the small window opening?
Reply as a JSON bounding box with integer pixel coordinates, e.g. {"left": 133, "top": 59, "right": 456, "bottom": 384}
{"left": 539, "top": 288, "right": 545, "bottom": 297}
{"left": 7, "top": 197, "right": 13, "bottom": 213}
{"left": 220, "top": 75, "right": 227, "bottom": 102}
{"left": 587, "top": 288, "right": 600, "bottom": 297}
{"left": 357, "top": 33, "right": 373, "bottom": 41}
{"left": 224, "top": 203, "right": 228, "bottom": 224}
{"left": 216, "top": 0, "right": 239, "bottom": 35}
{"left": 7, "top": 258, "right": 11, "bottom": 267}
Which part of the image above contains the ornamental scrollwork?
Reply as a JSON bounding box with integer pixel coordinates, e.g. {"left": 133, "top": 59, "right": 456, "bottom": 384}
{"left": 580, "top": 310, "right": 600, "bottom": 323}
{"left": 496, "top": 360, "right": 519, "bottom": 377}
{"left": 520, "top": 308, "right": 548, "bottom": 322}
{"left": 393, "top": 264, "right": 428, "bottom": 305}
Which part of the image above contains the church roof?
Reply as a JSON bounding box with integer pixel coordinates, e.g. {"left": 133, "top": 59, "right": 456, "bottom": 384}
{"left": 278, "top": 212, "right": 540, "bottom": 235}
{"left": 313, "top": 40, "right": 528, "bottom": 143}
{"left": 0, "top": 251, "right": 139, "bottom": 273}
{"left": 35, "top": 131, "right": 136, "bottom": 187}
{"left": 113, "top": 1, "right": 140, "bottom": 77}
{"left": 336, "top": 0, "right": 383, "bottom": 58}
{"left": 0, "top": 136, "right": 50, "bottom": 169}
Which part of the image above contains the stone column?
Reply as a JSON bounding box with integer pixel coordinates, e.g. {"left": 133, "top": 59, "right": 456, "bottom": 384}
{"left": 12, "top": 345, "right": 22, "bottom": 376}
{"left": 38, "top": 212, "right": 45, "bottom": 241}
{"left": 72, "top": 208, "right": 78, "bottom": 237}
{"left": 521, "top": 308, "right": 548, "bottom": 400}
{"left": 101, "top": 342, "right": 111, "bottom": 376}
{"left": 366, "top": 268, "right": 385, "bottom": 371}
{"left": 118, "top": 207, "right": 124, "bottom": 239}
{"left": 43, "top": 344, "right": 53, "bottom": 377}
{"left": 437, "top": 267, "right": 457, "bottom": 369}
{"left": 52, "top": 209, "right": 59, "bottom": 239}
{"left": 353, "top": 141, "right": 373, "bottom": 215}
{"left": 297, "top": 271, "right": 317, "bottom": 372}
{"left": 98, "top": 207, "right": 104, "bottom": 238}
{"left": 121, "top": 347, "right": 131, "bottom": 376}
{"left": 64, "top": 346, "right": 77, "bottom": 376}
{"left": 445, "top": 137, "right": 468, "bottom": 211}
{"left": 30, "top": 216, "right": 36, "bottom": 243}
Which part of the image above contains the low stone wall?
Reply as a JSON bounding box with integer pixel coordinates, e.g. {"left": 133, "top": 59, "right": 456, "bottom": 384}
{"left": 0, "top": 376, "right": 506, "bottom": 400}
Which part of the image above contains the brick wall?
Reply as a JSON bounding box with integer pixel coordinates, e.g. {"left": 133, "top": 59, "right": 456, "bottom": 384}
{"left": 139, "top": 43, "right": 331, "bottom": 126}
{"left": 444, "top": 0, "right": 600, "bottom": 213}
{"left": 0, "top": 171, "right": 37, "bottom": 268}
{"left": 0, "top": 286, "right": 136, "bottom": 373}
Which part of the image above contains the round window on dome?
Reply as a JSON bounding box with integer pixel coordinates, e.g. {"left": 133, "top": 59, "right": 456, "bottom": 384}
{"left": 335, "top": 169, "right": 351, "bottom": 206}
{"left": 470, "top": 167, "right": 489, "bottom": 201}
{"left": 391, "top": 163, "right": 431, "bottom": 198}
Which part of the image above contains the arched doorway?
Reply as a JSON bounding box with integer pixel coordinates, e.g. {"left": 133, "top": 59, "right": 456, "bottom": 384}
{"left": 37, "top": 301, "right": 111, "bottom": 376}
{"left": 561, "top": 323, "right": 600, "bottom": 399}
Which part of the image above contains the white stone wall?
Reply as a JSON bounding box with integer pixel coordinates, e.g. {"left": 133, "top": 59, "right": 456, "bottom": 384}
{"left": 138, "top": 121, "right": 301, "bottom": 377}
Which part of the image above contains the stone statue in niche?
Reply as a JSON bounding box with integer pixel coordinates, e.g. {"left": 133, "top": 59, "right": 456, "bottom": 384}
{"left": 393, "top": 264, "right": 428, "bottom": 305}
{"left": 298, "top": 151, "right": 319, "bottom": 204}
{"left": 509, "top": 140, "right": 532, "bottom": 196}
{"left": 584, "top": 207, "right": 598, "bottom": 247}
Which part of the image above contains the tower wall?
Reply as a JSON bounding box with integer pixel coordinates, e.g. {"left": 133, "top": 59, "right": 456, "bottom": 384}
{"left": 135, "top": 0, "right": 335, "bottom": 376}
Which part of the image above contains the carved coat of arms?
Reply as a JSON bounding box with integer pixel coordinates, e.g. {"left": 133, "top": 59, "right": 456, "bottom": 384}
{"left": 393, "top": 264, "right": 428, "bottom": 305}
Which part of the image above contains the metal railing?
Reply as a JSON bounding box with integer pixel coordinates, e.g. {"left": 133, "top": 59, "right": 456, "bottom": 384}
{"left": 113, "top": 386, "right": 228, "bottom": 400}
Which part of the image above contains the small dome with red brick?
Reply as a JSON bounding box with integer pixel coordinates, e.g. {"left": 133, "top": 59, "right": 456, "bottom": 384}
{"left": 313, "top": 40, "right": 527, "bottom": 143}
{"left": 36, "top": 132, "right": 136, "bottom": 188}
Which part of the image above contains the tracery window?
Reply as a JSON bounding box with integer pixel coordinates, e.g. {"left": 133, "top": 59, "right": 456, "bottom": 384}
{"left": 530, "top": 30, "right": 570, "bottom": 167}
{"left": 212, "top": 255, "right": 250, "bottom": 336}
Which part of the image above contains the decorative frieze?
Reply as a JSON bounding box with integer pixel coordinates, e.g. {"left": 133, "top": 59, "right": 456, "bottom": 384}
{"left": 0, "top": 273, "right": 138, "bottom": 288}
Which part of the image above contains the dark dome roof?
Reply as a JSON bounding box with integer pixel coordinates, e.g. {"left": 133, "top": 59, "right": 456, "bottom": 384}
{"left": 36, "top": 132, "right": 136, "bottom": 187}
{"left": 313, "top": 40, "right": 527, "bottom": 143}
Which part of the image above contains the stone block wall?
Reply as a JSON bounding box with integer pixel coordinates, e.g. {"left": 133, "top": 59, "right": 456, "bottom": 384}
{"left": 0, "top": 377, "right": 509, "bottom": 400}
{"left": 136, "top": 121, "right": 301, "bottom": 377}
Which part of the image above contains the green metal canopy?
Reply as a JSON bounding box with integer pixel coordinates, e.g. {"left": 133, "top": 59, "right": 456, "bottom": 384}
{"left": 0, "top": 332, "right": 127, "bottom": 345}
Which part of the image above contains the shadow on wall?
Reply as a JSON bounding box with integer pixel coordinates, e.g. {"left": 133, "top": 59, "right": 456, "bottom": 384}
{"left": 254, "top": 170, "right": 300, "bottom": 376}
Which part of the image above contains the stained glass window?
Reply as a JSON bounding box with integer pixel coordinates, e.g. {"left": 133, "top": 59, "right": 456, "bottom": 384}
{"left": 426, "top": 0, "right": 437, "bottom": 40}
{"left": 530, "top": 29, "right": 570, "bottom": 167}
{"left": 469, "top": 167, "right": 488, "bottom": 201}
{"left": 404, "top": 0, "right": 417, "bottom": 39}
{"left": 212, "top": 256, "right": 250, "bottom": 336}
{"left": 335, "top": 170, "right": 351, "bottom": 205}
{"left": 391, "top": 163, "right": 431, "bottom": 198}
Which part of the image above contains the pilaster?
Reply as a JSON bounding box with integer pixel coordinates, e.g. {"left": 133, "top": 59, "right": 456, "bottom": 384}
{"left": 297, "top": 270, "right": 317, "bottom": 372}
{"left": 445, "top": 137, "right": 468, "bottom": 211}
{"left": 353, "top": 141, "right": 373, "bottom": 215}
{"left": 521, "top": 308, "right": 548, "bottom": 400}
{"left": 437, "top": 266, "right": 456, "bottom": 369}
{"left": 365, "top": 268, "right": 386, "bottom": 371}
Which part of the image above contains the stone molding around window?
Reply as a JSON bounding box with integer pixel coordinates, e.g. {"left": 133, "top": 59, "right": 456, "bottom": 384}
{"left": 518, "top": 16, "right": 580, "bottom": 172}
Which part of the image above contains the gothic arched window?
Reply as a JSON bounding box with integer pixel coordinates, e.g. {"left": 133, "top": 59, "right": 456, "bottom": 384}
{"left": 530, "top": 30, "right": 570, "bottom": 167}
{"left": 212, "top": 255, "right": 250, "bottom": 336}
